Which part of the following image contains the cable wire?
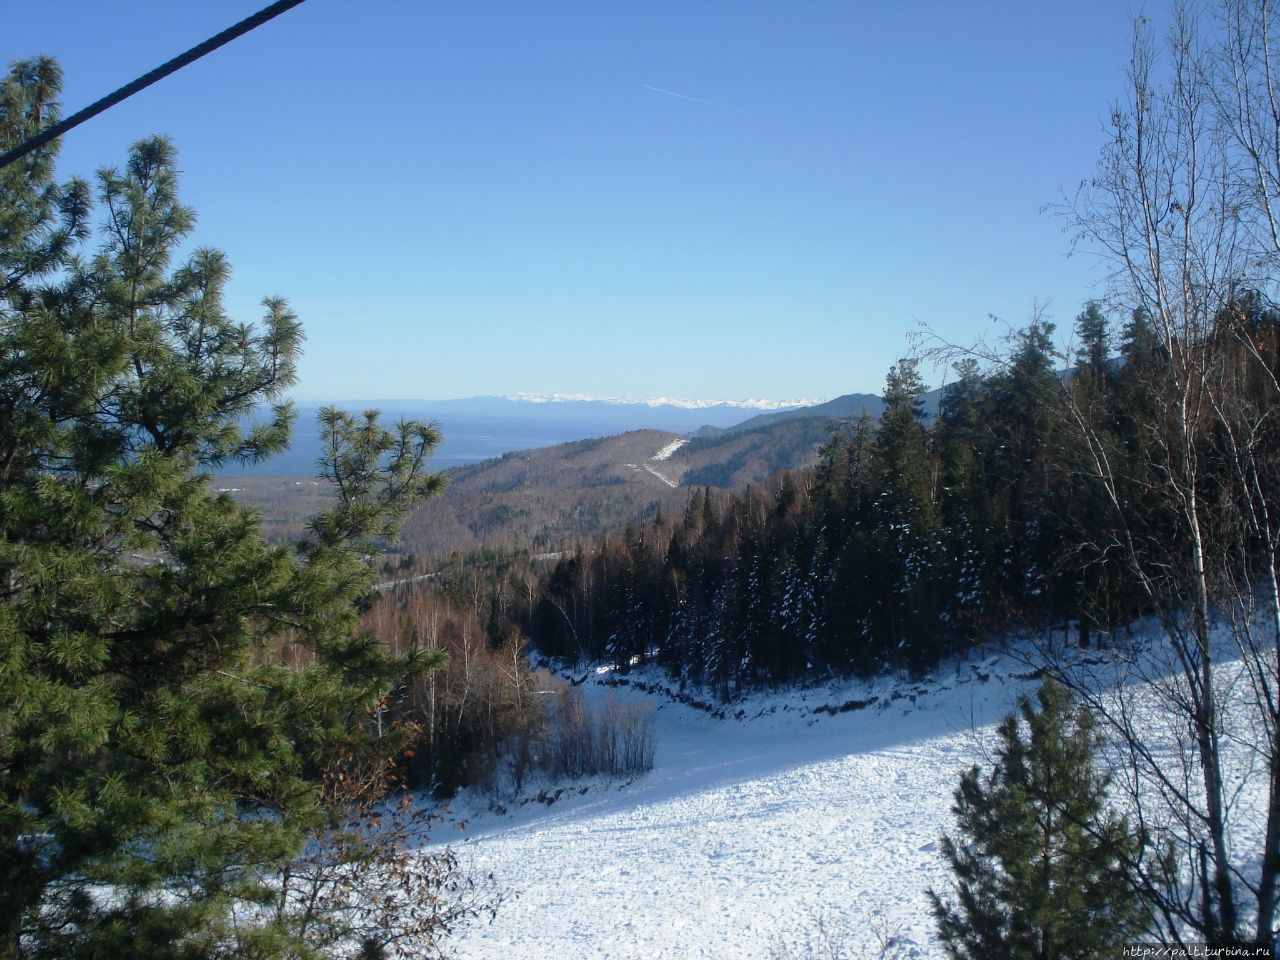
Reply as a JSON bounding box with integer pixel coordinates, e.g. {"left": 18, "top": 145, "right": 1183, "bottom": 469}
{"left": 0, "top": 0, "right": 309, "bottom": 170}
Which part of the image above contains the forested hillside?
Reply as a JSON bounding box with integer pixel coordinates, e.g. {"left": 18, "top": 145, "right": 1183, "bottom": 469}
{"left": 224, "top": 417, "right": 841, "bottom": 557}
{"left": 509, "top": 300, "right": 1278, "bottom": 696}
{"left": 365, "top": 291, "right": 1277, "bottom": 806}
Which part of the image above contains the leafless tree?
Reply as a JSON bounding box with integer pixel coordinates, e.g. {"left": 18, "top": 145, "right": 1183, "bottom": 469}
{"left": 255, "top": 751, "right": 502, "bottom": 959}
{"left": 1045, "top": 3, "right": 1280, "bottom": 945}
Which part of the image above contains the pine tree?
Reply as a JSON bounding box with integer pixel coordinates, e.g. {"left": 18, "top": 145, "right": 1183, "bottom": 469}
{"left": 928, "top": 683, "right": 1154, "bottom": 960}
{"left": 0, "top": 61, "right": 449, "bottom": 957}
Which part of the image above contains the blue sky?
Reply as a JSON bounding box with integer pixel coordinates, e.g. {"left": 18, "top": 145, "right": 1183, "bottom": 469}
{"left": 8, "top": 2, "right": 1160, "bottom": 404}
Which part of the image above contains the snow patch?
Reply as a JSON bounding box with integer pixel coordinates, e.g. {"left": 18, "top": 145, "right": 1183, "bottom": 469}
{"left": 442, "top": 654, "right": 1027, "bottom": 958}
{"left": 641, "top": 464, "right": 679, "bottom": 488}
{"left": 651, "top": 439, "right": 688, "bottom": 462}
{"left": 641, "top": 439, "right": 687, "bottom": 487}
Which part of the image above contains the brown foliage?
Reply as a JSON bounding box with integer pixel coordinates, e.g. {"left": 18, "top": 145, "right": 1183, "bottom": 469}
{"left": 260, "top": 751, "right": 502, "bottom": 959}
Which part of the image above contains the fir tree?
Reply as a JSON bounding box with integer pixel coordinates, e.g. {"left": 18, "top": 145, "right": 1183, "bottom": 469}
{"left": 928, "top": 683, "right": 1154, "bottom": 960}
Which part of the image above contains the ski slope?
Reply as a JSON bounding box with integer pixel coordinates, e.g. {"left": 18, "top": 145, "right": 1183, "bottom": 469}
{"left": 444, "top": 654, "right": 1040, "bottom": 959}
{"left": 443, "top": 635, "right": 1271, "bottom": 959}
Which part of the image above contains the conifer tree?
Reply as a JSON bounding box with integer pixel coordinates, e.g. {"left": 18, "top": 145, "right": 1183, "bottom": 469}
{"left": 876, "top": 357, "right": 933, "bottom": 522}
{"left": 0, "top": 60, "right": 451, "bottom": 957}
{"left": 871, "top": 358, "right": 942, "bottom": 668}
{"left": 982, "top": 322, "right": 1064, "bottom": 615}
{"left": 1119, "top": 306, "right": 1158, "bottom": 366}
{"left": 935, "top": 358, "right": 997, "bottom": 638}
{"left": 1073, "top": 302, "right": 1110, "bottom": 390}
{"left": 929, "top": 683, "right": 1154, "bottom": 960}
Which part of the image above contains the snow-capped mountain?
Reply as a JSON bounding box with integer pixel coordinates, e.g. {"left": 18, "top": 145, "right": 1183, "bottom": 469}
{"left": 502, "top": 392, "right": 823, "bottom": 412}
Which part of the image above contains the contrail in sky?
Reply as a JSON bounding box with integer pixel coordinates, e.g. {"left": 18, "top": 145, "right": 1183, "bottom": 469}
{"left": 642, "top": 83, "right": 738, "bottom": 113}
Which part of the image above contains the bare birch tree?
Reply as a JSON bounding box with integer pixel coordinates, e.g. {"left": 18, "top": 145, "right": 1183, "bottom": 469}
{"left": 1052, "top": 3, "right": 1280, "bottom": 945}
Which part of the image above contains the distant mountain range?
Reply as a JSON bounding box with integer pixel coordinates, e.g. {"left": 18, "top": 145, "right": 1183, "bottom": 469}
{"left": 499, "top": 392, "right": 821, "bottom": 411}
{"left": 692, "top": 393, "right": 883, "bottom": 437}
{"left": 227, "top": 387, "right": 965, "bottom": 479}
{"left": 223, "top": 384, "right": 975, "bottom": 554}
{"left": 221, "top": 381, "right": 1025, "bottom": 556}
{"left": 692, "top": 386, "right": 947, "bottom": 438}
{"left": 226, "top": 417, "right": 838, "bottom": 556}
{"left": 230, "top": 394, "right": 815, "bottom": 475}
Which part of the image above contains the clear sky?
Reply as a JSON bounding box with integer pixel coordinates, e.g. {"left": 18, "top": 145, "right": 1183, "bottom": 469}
{"left": 8, "top": 1, "right": 1162, "bottom": 404}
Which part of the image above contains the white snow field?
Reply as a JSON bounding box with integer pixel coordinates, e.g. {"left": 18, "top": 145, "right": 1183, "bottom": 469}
{"left": 442, "top": 651, "right": 1036, "bottom": 959}
{"left": 442, "top": 636, "right": 1270, "bottom": 959}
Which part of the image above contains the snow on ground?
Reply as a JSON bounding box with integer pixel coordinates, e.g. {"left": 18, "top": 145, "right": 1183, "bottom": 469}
{"left": 443, "top": 652, "right": 1039, "bottom": 959}
{"left": 373, "top": 571, "right": 438, "bottom": 593}
{"left": 441, "top": 632, "right": 1271, "bottom": 959}
{"left": 651, "top": 439, "right": 688, "bottom": 462}
{"left": 641, "top": 463, "right": 680, "bottom": 488}
{"left": 642, "top": 439, "right": 687, "bottom": 487}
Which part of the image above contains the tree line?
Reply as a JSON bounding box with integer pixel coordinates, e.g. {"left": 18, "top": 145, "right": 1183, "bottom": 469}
{"left": 513, "top": 297, "right": 1271, "bottom": 699}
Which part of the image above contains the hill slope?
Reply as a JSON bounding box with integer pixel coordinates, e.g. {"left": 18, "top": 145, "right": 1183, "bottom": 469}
{"left": 225, "top": 417, "right": 841, "bottom": 556}
{"left": 443, "top": 638, "right": 1268, "bottom": 959}
{"left": 709, "top": 385, "right": 948, "bottom": 437}
{"left": 396, "top": 417, "right": 845, "bottom": 554}
{"left": 665, "top": 416, "right": 835, "bottom": 488}
{"left": 714, "top": 391, "right": 886, "bottom": 435}
{"left": 227, "top": 396, "right": 813, "bottom": 475}
{"left": 443, "top": 653, "right": 1024, "bottom": 959}
{"left": 398, "top": 430, "right": 689, "bottom": 554}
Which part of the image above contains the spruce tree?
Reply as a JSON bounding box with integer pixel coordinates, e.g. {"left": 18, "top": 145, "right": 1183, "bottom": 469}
{"left": 928, "top": 683, "right": 1153, "bottom": 960}
{"left": 1073, "top": 301, "right": 1110, "bottom": 390}
{"left": 0, "top": 60, "right": 447, "bottom": 957}
{"left": 871, "top": 358, "right": 941, "bottom": 669}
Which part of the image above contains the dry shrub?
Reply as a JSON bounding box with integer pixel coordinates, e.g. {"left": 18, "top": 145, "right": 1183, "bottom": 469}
{"left": 253, "top": 753, "right": 502, "bottom": 959}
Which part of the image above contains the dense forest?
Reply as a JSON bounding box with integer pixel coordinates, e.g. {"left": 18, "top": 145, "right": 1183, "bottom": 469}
{"left": 459, "top": 301, "right": 1265, "bottom": 687}
{"left": 368, "top": 294, "right": 1279, "bottom": 795}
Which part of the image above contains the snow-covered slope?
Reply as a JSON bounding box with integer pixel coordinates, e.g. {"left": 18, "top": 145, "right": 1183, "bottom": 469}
{"left": 443, "top": 653, "right": 1043, "bottom": 959}
{"left": 443, "top": 636, "right": 1269, "bottom": 959}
